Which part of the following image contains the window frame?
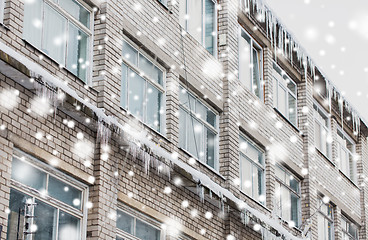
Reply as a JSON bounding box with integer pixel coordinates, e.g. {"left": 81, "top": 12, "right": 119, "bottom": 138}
{"left": 342, "top": 215, "right": 359, "bottom": 240}
{"left": 272, "top": 62, "right": 298, "bottom": 127}
{"left": 313, "top": 102, "right": 331, "bottom": 159}
{"left": 336, "top": 127, "right": 357, "bottom": 183}
{"left": 22, "top": 0, "right": 94, "bottom": 83}
{"left": 178, "top": 85, "right": 219, "bottom": 171}
{"left": 116, "top": 203, "right": 163, "bottom": 240}
{"left": 239, "top": 134, "right": 265, "bottom": 204}
{"left": 120, "top": 37, "right": 167, "bottom": 135}
{"left": 317, "top": 197, "right": 334, "bottom": 240}
{"left": 238, "top": 27, "right": 264, "bottom": 100}
{"left": 179, "top": 0, "right": 218, "bottom": 56}
{"left": 274, "top": 164, "right": 301, "bottom": 227}
{"left": 9, "top": 149, "right": 88, "bottom": 240}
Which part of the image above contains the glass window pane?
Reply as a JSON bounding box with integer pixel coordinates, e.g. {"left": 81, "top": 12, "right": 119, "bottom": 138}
{"left": 58, "top": 211, "right": 81, "bottom": 240}
{"left": 11, "top": 158, "right": 47, "bottom": 191}
{"left": 48, "top": 176, "right": 82, "bottom": 210}
{"left": 23, "top": 0, "right": 43, "bottom": 48}
{"left": 275, "top": 166, "right": 285, "bottom": 183}
{"left": 253, "top": 166, "right": 264, "bottom": 202}
{"left": 289, "top": 177, "right": 299, "bottom": 193}
{"left": 195, "top": 101, "right": 207, "bottom": 120}
{"left": 187, "top": 118, "right": 203, "bottom": 160}
{"left": 207, "top": 109, "right": 216, "bottom": 128}
{"left": 288, "top": 93, "right": 297, "bottom": 125}
{"left": 204, "top": 0, "right": 215, "bottom": 55}
{"left": 59, "top": 0, "right": 90, "bottom": 28}
{"left": 240, "top": 156, "right": 252, "bottom": 196}
{"left": 128, "top": 70, "right": 145, "bottom": 120}
{"left": 121, "top": 63, "right": 128, "bottom": 108}
{"left": 146, "top": 84, "right": 163, "bottom": 132}
{"left": 116, "top": 210, "right": 134, "bottom": 234}
{"left": 252, "top": 48, "right": 262, "bottom": 98}
{"left": 67, "top": 24, "right": 89, "bottom": 81}
{"left": 135, "top": 219, "right": 160, "bottom": 240}
{"left": 290, "top": 193, "right": 299, "bottom": 226}
{"left": 179, "top": 108, "right": 187, "bottom": 149}
{"left": 239, "top": 31, "right": 251, "bottom": 88}
{"left": 278, "top": 86, "right": 287, "bottom": 116}
{"left": 139, "top": 55, "right": 163, "bottom": 85}
{"left": 33, "top": 200, "right": 58, "bottom": 240}
{"left": 6, "top": 189, "right": 31, "bottom": 240}
{"left": 318, "top": 214, "right": 325, "bottom": 240}
{"left": 287, "top": 80, "right": 296, "bottom": 94}
{"left": 281, "top": 186, "right": 291, "bottom": 221}
{"left": 187, "top": 0, "right": 202, "bottom": 43}
{"left": 206, "top": 129, "right": 216, "bottom": 168}
{"left": 179, "top": 87, "right": 188, "bottom": 106}
{"left": 122, "top": 40, "right": 138, "bottom": 66}
{"left": 42, "top": 5, "right": 67, "bottom": 64}
{"left": 273, "top": 77, "right": 278, "bottom": 107}
{"left": 315, "top": 121, "right": 321, "bottom": 150}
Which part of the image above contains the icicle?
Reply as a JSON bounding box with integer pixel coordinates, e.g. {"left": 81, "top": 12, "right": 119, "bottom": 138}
{"left": 338, "top": 95, "right": 344, "bottom": 129}
{"left": 97, "top": 121, "right": 111, "bottom": 146}
{"left": 144, "top": 152, "right": 151, "bottom": 174}
{"left": 196, "top": 181, "right": 205, "bottom": 202}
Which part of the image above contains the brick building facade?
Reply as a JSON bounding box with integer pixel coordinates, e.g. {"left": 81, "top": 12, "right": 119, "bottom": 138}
{"left": 0, "top": 0, "right": 367, "bottom": 239}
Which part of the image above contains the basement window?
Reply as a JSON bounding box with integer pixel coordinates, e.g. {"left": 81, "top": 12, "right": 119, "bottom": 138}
{"left": 23, "top": 0, "right": 92, "bottom": 82}
{"left": 179, "top": 0, "right": 217, "bottom": 55}
{"left": 116, "top": 204, "right": 162, "bottom": 240}
{"left": 239, "top": 28, "right": 263, "bottom": 99}
{"left": 121, "top": 38, "right": 166, "bottom": 134}
{"left": 7, "top": 150, "right": 87, "bottom": 240}
{"left": 273, "top": 63, "right": 298, "bottom": 126}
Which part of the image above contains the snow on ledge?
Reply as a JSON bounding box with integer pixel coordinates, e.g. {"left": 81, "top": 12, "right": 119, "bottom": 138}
{"left": 0, "top": 40, "right": 303, "bottom": 240}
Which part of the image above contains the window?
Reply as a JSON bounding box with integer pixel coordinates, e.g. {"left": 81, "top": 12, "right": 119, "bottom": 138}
{"left": 317, "top": 197, "right": 334, "bottom": 240}
{"left": 336, "top": 129, "right": 357, "bottom": 182}
{"left": 157, "top": 0, "right": 167, "bottom": 6}
{"left": 239, "top": 28, "right": 263, "bottom": 99}
{"left": 275, "top": 165, "right": 301, "bottom": 227}
{"left": 179, "top": 0, "right": 216, "bottom": 55}
{"left": 23, "top": 0, "right": 92, "bottom": 82}
{"left": 273, "top": 63, "right": 298, "bottom": 126}
{"left": 178, "top": 86, "right": 218, "bottom": 170}
{"left": 342, "top": 215, "right": 359, "bottom": 240}
{"left": 7, "top": 151, "right": 87, "bottom": 240}
{"left": 314, "top": 103, "right": 331, "bottom": 158}
{"left": 239, "top": 135, "right": 265, "bottom": 204}
{"left": 121, "top": 39, "right": 165, "bottom": 133}
{"left": 116, "top": 205, "right": 161, "bottom": 240}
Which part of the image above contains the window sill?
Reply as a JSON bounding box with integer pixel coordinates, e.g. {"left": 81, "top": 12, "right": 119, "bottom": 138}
{"left": 315, "top": 148, "right": 334, "bottom": 167}
{"left": 273, "top": 107, "right": 301, "bottom": 134}
{"left": 0, "top": 22, "right": 10, "bottom": 31}
{"left": 239, "top": 189, "right": 270, "bottom": 212}
{"left": 338, "top": 169, "right": 360, "bottom": 189}
{"left": 178, "top": 147, "right": 226, "bottom": 181}
{"left": 22, "top": 39, "right": 89, "bottom": 86}
{"left": 119, "top": 106, "right": 171, "bottom": 144}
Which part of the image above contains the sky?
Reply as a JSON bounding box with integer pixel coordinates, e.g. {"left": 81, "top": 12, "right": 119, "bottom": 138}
{"left": 265, "top": 0, "right": 368, "bottom": 122}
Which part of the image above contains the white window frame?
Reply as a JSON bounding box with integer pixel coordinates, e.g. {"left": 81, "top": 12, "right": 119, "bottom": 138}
{"left": 22, "top": 0, "right": 94, "bottom": 83}
{"left": 272, "top": 62, "right": 298, "bottom": 126}
{"left": 336, "top": 127, "right": 357, "bottom": 183}
{"left": 239, "top": 134, "right": 265, "bottom": 204}
{"left": 317, "top": 197, "right": 334, "bottom": 240}
{"left": 313, "top": 102, "right": 331, "bottom": 159}
{"left": 275, "top": 164, "right": 301, "bottom": 227}
{"left": 238, "top": 27, "right": 264, "bottom": 100}
{"left": 178, "top": 86, "right": 219, "bottom": 171}
{"left": 9, "top": 149, "right": 88, "bottom": 240}
{"left": 179, "top": 0, "right": 217, "bottom": 56}
{"left": 342, "top": 215, "right": 359, "bottom": 240}
{"left": 116, "top": 203, "right": 163, "bottom": 240}
{"left": 121, "top": 37, "right": 166, "bottom": 135}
